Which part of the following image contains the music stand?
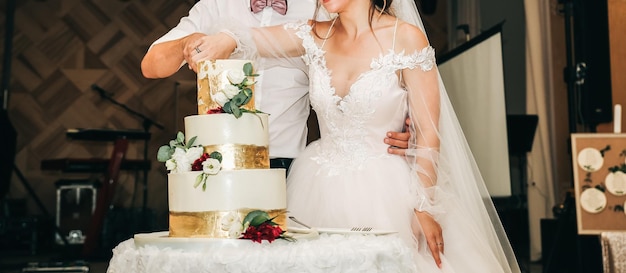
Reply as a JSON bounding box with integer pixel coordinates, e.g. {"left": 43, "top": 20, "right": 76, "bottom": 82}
{"left": 505, "top": 114, "right": 538, "bottom": 272}
{"left": 506, "top": 115, "right": 538, "bottom": 205}
{"left": 92, "top": 85, "right": 163, "bottom": 225}
{"left": 507, "top": 114, "right": 539, "bottom": 156}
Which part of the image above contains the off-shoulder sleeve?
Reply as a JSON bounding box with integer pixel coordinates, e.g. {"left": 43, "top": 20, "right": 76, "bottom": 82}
{"left": 284, "top": 21, "right": 323, "bottom": 66}
{"left": 396, "top": 46, "right": 436, "bottom": 72}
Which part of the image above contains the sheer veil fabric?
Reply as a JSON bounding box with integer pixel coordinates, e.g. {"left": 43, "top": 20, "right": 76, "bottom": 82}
{"left": 211, "top": 0, "right": 520, "bottom": 272}
{"left": 391, "top": 1, "right": 521, "bottom": 273}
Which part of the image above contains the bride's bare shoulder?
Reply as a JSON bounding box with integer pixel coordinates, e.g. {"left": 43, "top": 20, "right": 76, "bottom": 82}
{"left": 396, "top": 20, "right": 430, "bottom": 51}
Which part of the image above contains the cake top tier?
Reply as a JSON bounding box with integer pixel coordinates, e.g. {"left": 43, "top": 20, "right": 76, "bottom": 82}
{"left": 197, "top": 60, "right": 258, "bottom": 118}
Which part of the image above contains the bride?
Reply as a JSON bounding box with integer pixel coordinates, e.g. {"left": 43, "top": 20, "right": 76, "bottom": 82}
{"left": 196, "top": 0, "right": 521, "bottom": 272}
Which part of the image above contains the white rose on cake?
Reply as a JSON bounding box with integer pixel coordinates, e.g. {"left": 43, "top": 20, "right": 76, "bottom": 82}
{"left": 165, "top": 158, "right": 177, "bottom": 172}
{"left": 213, "top": 91, "right": 230, "bottom": 107}
{"left": 202, "top": 158, "right": 221, "bottom": 175}
{"left": 228, "top": 222, "right": 244, "bottom": 238}
{"left": 221, "top": 84, "right": 240, "bottom": 99}
{"left": 226, "top": 69, "right": 246, "bottom": 84}
{"left": 170, "top": 147, "right": 191, "bottom": 173}
{"left": 157, "top": 131, "right": 224, "bottom": 191}
{"left": 220, "top": 212, "right": 244, "bottom": 238}
{"left": 186, "top": 146, "right": 204, "bottom": 163}
{"left": 220, "top": 212, "right": 239, "bottom": 231}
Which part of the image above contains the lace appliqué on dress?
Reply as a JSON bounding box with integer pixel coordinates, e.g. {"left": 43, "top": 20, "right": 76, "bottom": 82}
{"left": 284, "top": 21, "right": 324, "bottom": 66}
{"left": 288, "top": 22, "right": 437, "bottom": 176}
{"left": 372, "top": 46, "right": 436, "bottom": 72}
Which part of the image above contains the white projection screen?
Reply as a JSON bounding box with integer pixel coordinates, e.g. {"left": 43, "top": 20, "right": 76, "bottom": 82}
{"left": 438, "top": 23, "right": 511, "bottom": 197}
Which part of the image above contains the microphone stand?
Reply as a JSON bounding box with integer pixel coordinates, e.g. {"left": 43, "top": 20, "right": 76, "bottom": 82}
{"left": 92, "top": 85, "right": 163, "bottom": 231}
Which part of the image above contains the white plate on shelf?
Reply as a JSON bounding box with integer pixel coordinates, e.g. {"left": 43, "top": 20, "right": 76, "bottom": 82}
{"left": 605, "top": 171, "right": 626, "bottom": 196}
{"left": 577, "top": 147, "right": 604, "bottom": 172}
{"left": 288, "top": 227, "right": 397, "bottom": 235}
{"left": 579, "top": 187, "right": 607, "bottom": 214}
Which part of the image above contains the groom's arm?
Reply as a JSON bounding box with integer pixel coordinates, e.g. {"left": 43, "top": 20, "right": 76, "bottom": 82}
{"left": 385, "top": 117, "right": 411, "bottom": 155}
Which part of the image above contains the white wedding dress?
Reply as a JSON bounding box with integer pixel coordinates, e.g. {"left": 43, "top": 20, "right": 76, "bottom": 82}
{"left": 284, "top": 21, "right": 516, "bottom": 273}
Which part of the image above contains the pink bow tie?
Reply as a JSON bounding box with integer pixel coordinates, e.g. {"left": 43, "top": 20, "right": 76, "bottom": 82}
{"left": 250, "top": 0, "right": 288, "bottom": 15}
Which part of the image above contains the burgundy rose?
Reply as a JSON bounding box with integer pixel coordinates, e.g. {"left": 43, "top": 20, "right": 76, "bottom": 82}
{"left": 242, "top": 222, "right": 284, "bottom": 243}
{"left": 191, "top": 153, "right": 211, "bottom": 171}
{"left": 207, "top": 107, "right": 224, "bottom": 114}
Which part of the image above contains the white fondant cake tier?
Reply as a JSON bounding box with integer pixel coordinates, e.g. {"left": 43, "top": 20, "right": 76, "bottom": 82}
{"left": 168, "top": 169, "right": 285, "bottom": 211}
{"left": 168, "top": 169, "right": 286, "bottom": 238}
{"left": 184, "top": 113, "right": 268, "bottom": 148}
{"left": 185, "top": 113, "right": 269, "bottom": 169}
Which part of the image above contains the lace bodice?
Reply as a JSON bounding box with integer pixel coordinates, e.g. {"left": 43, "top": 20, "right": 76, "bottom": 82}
{"left": 286, "top": 22, "right": 436, "bottom": 175}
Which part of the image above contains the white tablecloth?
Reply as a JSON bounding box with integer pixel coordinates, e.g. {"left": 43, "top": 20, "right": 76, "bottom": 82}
{"left": 106, "top": 232, "right": 417, "bottom": 273}
{"left": 601, "top": 232, "right": 626, "bottom": 273}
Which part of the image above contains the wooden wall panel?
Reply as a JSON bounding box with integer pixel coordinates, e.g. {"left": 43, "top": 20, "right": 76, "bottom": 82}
{"left": 3, "top": 0, "right": 195, "bottom": 232}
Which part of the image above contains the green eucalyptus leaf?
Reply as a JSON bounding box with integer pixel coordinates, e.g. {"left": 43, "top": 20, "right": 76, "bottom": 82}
{"left": 176, "top": 131, "right": 185, "bottom": 144}
{"left": 157, "top": 146, "right": 172, "bottom": 162}
{"left": 202, "top": 178, "right": 207, "bottom": 191}
{"left": 243, "top": 210, "right": 268, "bottom": 226}
{"left": 231, "top": 103, "right": 242, "bottom": 118}
{"left": 223, "top": 102, "right": 233, "bottom": 114}
{"left": 210, "top": 151, "right": 223, "bottom": 162}
{"left": 242, "top": 93, "right": 252, "bottom": 105}
{"left": 193, "top": 174, "right": 203, "bottom": 188}
{"left": 187, "top": 136, "right": 198, "bottom": 148}
{"left": 232, "top": 93, "right": 247, "bottom": 106}
{"left": 243, "top": 88, "right": 253, "bottom": 97}
{"left": 250, "top": 214, "right": 270, "bottom": 226}
{"left": 243, "top": 62, "right": 253, "bottom": 76}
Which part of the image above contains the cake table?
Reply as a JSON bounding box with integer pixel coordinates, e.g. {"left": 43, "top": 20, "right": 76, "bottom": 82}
{"left": 106, "top": 231, "right": 417, "bottom": 273}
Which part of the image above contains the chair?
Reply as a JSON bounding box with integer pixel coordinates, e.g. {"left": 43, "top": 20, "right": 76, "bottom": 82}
{"left": 601, "top": 232, "right": 626, "bottom": 273}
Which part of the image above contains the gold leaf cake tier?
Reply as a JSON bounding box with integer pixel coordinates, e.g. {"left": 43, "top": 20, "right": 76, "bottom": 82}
{"left": 197, "top": 59, "right": 256, "bottom": 115}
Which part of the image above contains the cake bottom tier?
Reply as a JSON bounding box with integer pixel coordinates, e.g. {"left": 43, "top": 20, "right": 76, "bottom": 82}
{"left": 168, "top": 169, "right": 286, "bottom": 238}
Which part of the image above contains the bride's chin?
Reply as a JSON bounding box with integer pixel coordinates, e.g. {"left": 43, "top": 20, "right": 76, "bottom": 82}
{"left": 321, "top": 1, "right": 338, "bottom": 13}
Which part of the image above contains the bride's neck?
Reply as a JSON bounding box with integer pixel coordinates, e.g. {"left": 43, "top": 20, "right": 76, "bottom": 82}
{"left": 335, "top": 3, "right": 379, "bottom": 38}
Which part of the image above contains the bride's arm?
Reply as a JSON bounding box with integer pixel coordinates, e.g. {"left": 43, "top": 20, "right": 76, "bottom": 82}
{"left": 399, "top": 22, "right": 444, "bottom": 268}
{"left": 196, "top": 22, "right": 307, "bottom": 64}
{"left": 249, "top": 24, "right": 307, "bottom": 58}
{"left": 398, "top": 22, "right": 440, "bottom": 190}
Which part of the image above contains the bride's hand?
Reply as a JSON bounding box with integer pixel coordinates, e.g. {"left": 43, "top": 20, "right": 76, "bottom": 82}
{"left": 415, "top": 210, "right": 443, "bottom": 268}
{"left": 182, "top": 32, "right": 238, "bottom": 72}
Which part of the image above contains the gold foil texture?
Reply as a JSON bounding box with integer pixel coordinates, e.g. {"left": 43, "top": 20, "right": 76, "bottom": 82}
{"left": 203, "top": 144, "right": 269, "bottom": 169}
{"left": 197, "top": 60, "right": 256, "bottom": 115}
{"left": 169, "top": 209, "right": 287, "bottom": 238}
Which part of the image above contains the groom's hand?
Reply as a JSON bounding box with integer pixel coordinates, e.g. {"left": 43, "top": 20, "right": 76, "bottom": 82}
{"left": 386, "top": 117, "right": 411, "bottom": 155}
{"left": 184, "top": 32, "right": 238, "bottom": 72}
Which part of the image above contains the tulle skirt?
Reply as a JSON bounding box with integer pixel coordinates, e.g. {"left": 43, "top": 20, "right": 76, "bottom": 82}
{"left": 286, "top": 141, "right": 513, "bottom": 273}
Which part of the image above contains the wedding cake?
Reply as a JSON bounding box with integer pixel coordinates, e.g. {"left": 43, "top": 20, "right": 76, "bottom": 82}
{"left": 159, "top": 60, "right": 287, "bottom": 240}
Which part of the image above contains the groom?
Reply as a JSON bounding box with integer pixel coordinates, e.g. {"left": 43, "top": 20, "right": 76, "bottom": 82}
{"left": 141, "top": 0, "right": 410, "bottom": 171}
